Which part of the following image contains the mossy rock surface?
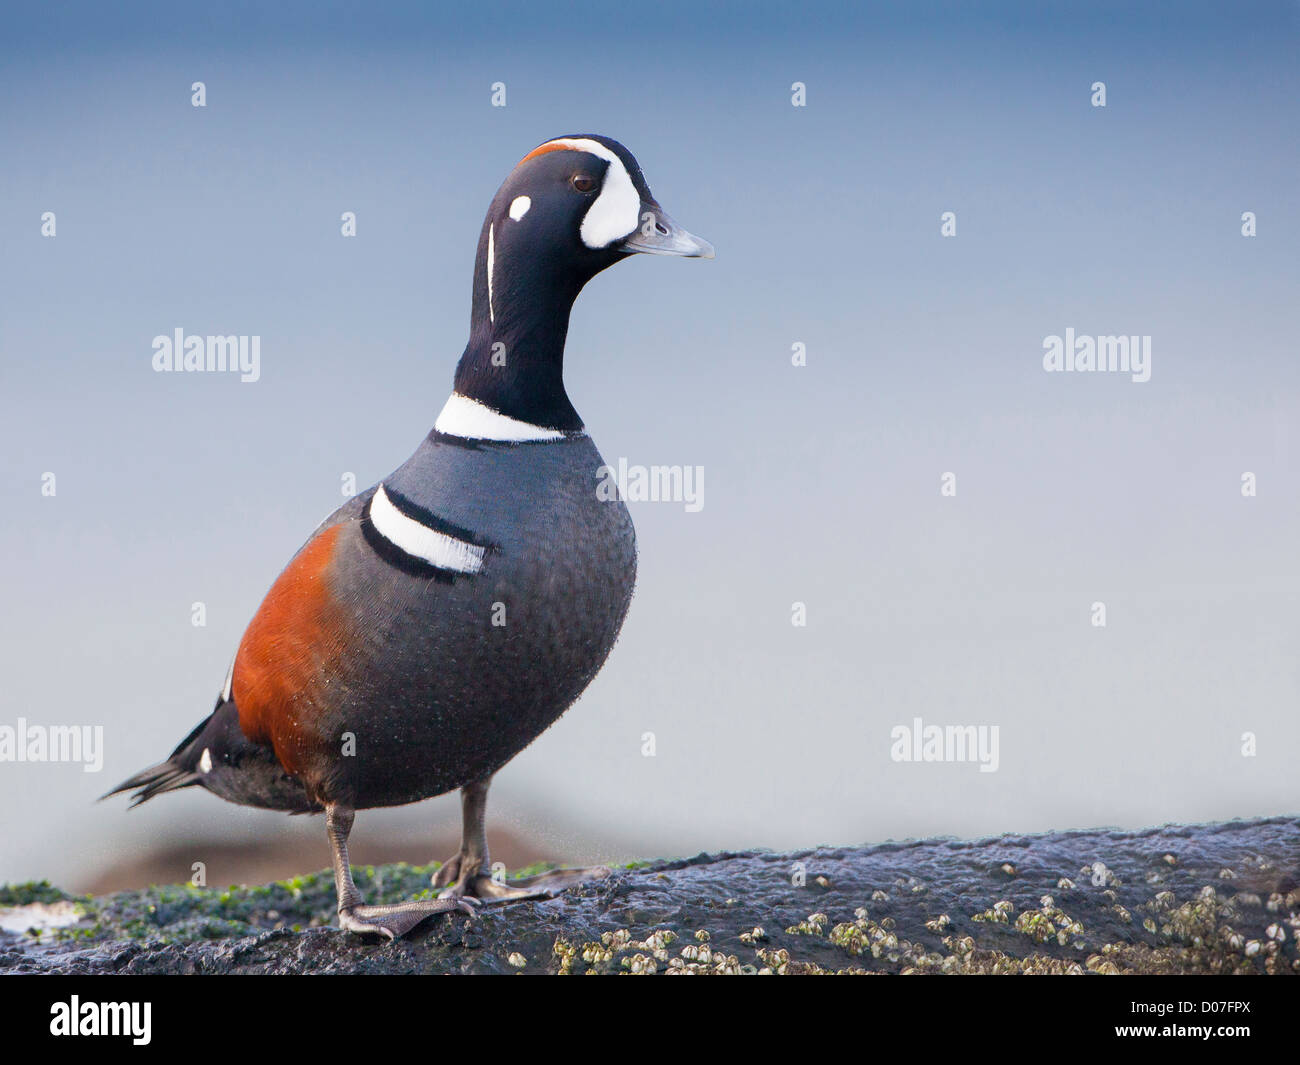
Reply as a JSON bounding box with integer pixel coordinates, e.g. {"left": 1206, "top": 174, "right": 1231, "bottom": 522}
{"left": 2, "top": 818, "right": 1297, "bottom": 974}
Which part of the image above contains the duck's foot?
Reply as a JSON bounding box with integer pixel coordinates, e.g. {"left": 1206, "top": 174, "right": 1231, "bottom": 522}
{"left": 433, "top": 855, "right": 612, "bottom": 904}
{"left": 431, "top": 776, "right": 613, "bottom": 904}
{"left": 338, "top": 896, "right": 477, "bottom": 940}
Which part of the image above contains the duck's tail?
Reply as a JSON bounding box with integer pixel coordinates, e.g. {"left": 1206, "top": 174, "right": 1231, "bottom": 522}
{"left": 100, "top": 716, "right": 209, "bottom": 807}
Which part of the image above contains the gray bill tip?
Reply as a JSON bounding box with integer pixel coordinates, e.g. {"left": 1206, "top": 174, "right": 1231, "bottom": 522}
{"left": 620, "top": 205, "right": 715, "bottom": 259}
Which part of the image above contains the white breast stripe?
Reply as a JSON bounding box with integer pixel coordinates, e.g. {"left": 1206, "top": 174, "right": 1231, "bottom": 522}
{"left": 369, "top": 483, "right": 487, "bottom": 574}
{"left": 434, "top": 392, "right": 569, "bottom": 442}
{"left": 487, "top": 223, "right": 495, "bottom": 323}
{"left": 541, "top": 138, "right": 640, "bottom": 249}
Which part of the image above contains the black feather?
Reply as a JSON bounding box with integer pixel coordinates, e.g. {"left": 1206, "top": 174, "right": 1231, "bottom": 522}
{"left": 100, "top": 716, "right": 208, "bottom": 807}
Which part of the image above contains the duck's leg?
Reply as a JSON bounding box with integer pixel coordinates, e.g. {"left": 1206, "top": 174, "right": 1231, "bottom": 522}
{"left": 327, "top": 803, "right": 476, "bottom": 938}
{"left": 431, "top": 776, "right": 611, "bottom": 903}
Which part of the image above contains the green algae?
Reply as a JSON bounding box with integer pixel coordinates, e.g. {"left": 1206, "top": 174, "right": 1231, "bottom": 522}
{"left": 1, "top": 861, "right": 580, "bottom": 948}
{"left": 0, "top": 880, "right": 74, "bottom": 906}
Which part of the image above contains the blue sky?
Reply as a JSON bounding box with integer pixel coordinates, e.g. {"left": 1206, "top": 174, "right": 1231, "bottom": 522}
{"left": 1, "top": 1, "right": 1297, "bottom": 886}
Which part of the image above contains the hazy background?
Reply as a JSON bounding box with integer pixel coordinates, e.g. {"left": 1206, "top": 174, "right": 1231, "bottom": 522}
{"left": 1, "top": 1, "right": 1297, "bottom": 890}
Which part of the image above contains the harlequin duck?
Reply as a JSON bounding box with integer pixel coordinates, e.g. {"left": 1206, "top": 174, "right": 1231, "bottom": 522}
{"left": 107, "top": 135, "right": 712, "bottom": 938}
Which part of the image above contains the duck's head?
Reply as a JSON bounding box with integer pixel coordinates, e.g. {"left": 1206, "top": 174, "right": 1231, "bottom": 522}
{"left": 486, "top": 134, "right": 712, "bottom": 280}
{"left": 454, "top": 135, "right": 712, "bottom": 433}
{"left": 472, "top": 135, "right": 712, "bottom": 327}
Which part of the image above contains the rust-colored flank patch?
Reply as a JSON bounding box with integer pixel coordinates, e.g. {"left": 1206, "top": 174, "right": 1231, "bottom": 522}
{"left": 231, "top": 524, "right": 348, "bottom": 776}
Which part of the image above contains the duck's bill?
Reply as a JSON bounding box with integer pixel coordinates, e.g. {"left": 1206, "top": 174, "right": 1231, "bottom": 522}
{"left": 619, "top": 204, "right": 715, "bottom": 258}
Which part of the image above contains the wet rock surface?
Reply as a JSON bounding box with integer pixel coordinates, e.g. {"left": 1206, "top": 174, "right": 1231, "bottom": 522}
{"left": 2, "top": 817, "right": 1297, "bottom": 974}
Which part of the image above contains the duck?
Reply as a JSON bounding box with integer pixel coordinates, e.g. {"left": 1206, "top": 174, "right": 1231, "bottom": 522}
{"left": 106, "top": 135, "right": 713, "bottom": 938}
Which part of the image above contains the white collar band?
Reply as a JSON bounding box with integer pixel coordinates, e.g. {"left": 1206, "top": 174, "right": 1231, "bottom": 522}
{"left": 434, "top": 392, "right": 572, "bottom": 442}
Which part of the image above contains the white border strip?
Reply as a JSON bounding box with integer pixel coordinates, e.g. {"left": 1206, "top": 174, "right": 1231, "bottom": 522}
{"left": 369, "top": 484, "right": 487, "bottom": 574}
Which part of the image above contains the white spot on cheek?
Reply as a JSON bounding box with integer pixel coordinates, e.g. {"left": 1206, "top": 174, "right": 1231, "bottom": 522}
{"left": 509, "top": 195, "right": 531, "bottom": 220}
{"left": 199, "top": 748, "right": 213, "bottom": 774}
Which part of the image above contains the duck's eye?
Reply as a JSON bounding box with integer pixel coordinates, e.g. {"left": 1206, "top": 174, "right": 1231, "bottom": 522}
{"left": 571, "top": 173, "right": 597, "bottom": 193}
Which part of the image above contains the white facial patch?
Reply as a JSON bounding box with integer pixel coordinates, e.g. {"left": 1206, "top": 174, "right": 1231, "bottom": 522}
{"left": 199, "top": 748, "right": 213, "bottom": 774}
{"left": 434, "top": 392, "right": 569, "bottom": 443}
{"left": 369, "top": 483, "right": 488, "bottom": 574}
{"left": 538, "top": 137, "right": 641, "bottom": 249}
{"left": 509, "top": 195, "right": 531, "bottom": 220}
{"left": 486, "top": 223, "right": 495, "bottom": 323}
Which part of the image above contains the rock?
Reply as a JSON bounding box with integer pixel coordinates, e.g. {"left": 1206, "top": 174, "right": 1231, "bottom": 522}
{"left": 2, "top": 817, "right": 1297, "bottom": 974}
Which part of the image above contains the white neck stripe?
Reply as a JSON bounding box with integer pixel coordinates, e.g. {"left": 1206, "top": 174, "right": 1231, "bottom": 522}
{"left": 369, "top": 484, "right": 486, "bottom": 574}
{"left": 487, "top": 223, "right": 496, "bottom": 323}
{"left": 434, "top": 392, "right": 571, "bottom": 442}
